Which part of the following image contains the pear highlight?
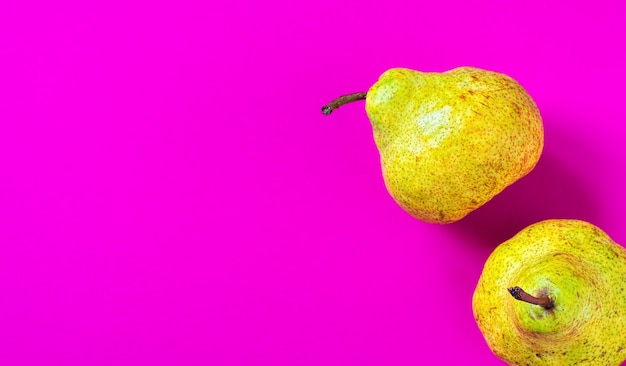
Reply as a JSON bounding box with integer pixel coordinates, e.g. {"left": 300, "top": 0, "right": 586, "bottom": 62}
{"left": 472, "top": 219, "right": 626, "bottom": 365}
{"left": 322, "top": 67, "right": 544, "bottom": 223}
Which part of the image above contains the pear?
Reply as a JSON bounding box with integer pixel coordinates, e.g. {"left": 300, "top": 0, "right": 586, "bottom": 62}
{"left": 472, "top": 219, "right": 626, "bottom": 365}
{"left": 322, "top": 67, "right": 544, "bottom": 223}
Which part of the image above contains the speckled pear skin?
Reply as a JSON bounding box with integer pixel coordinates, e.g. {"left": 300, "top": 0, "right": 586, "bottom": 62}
{"left": 365, "top": 67, "right": 543, "bottom": 223}
{"left": 472, "top": 220, "right": 626, "bottom": 365}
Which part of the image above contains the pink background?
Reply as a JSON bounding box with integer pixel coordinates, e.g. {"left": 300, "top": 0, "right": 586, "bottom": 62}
{"left": 0, "top": 0, "right": 625, "bottom": 365}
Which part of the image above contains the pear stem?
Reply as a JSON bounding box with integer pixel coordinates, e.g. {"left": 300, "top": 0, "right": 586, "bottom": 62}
{"left": 321, "top": 92, "right": 367, "bottom": 115}
{"left": 508, "top": 286, "right": 554, "bottom": 309}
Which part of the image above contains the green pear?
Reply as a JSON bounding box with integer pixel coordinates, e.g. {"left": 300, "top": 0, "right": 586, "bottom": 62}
{"left": 322, "top": 67, "right": 544, "bottom": 223}
{"left": 472, "top": 219, "right": 626, "bottom": 365}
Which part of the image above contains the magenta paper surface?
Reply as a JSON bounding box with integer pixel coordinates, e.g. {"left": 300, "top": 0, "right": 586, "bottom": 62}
{"left": 1, "top": 1, "right": 625, "bottom": 365}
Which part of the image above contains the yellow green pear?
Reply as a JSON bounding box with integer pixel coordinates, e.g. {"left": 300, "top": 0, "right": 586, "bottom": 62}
{"left": 322, "top": 67, "right": 544, "bottom": 223}
{"left": 472, "top": 219, "right": 626, "bottom": 365}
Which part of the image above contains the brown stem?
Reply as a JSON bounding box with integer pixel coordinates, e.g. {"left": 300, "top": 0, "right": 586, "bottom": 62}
{"left": 321, "top": 92, "right": 367, "bottom": 115}
{"left": 508, "top": 286, "right": 554, "bottom": 310}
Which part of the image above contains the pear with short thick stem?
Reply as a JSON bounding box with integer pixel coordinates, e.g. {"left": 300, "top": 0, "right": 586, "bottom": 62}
{"left": 322, "top": 67, "right": 543, "bottom": 224}
{"left": 472, "top": 219, "right": 626, "bottom": 365}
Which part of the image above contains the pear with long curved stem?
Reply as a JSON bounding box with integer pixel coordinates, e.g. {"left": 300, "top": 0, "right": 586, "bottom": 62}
{"left": 473, "top": 219, "right": 626, "bottom": 365}
{"left": 322, "top": 92, "right": 366, "bottom": 115}
{"left": 321, "top": 67, "right": 544, "bottom": 224}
